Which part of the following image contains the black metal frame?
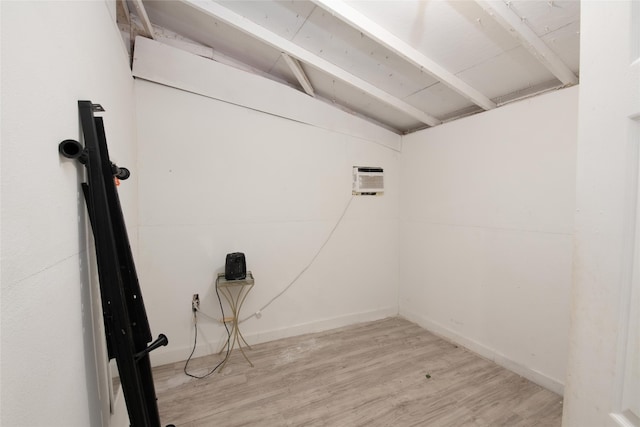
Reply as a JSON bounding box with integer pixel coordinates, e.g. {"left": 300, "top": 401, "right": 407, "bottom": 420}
{"left": 59, "top": 101, "right": 171, "bottom": 427}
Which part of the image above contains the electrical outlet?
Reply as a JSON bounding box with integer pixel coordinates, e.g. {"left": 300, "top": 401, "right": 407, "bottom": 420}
{"left": 192, "top": 294, "right": 200, "bottom": 312}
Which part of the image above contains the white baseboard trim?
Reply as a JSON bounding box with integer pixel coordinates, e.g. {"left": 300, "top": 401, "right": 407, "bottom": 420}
{"left": 150, "top": 306, "right": 398, "bottom": 367}
{"left": 247, "top": 306, "right": 399, "bottom": 345}
{"left": 400, "top": 308, "right": 565, "bottom": 396}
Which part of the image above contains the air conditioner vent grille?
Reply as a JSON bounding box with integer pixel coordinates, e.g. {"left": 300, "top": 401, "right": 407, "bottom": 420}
{"left": 359, "top": 174, "right": 383, "bottom": 190}
{"left": 352, "top": 166, "right": 384, "bottom": 195}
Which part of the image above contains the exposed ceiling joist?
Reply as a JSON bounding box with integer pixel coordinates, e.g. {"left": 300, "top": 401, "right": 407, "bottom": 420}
{"left": 118, "top": 0, "right": 131, "bottom": 24}
{"left": 311, "top": 0, "right": 497, "bottom": 111}
{"left": 130, "top": 0, "right": 155, "bottom": 39}
{"left": 475, "top": 0, "right": 578, "bottom": 86}
{"left": 180, "top": 0, "right": 442, "bottom": 127}
{"left": 281, "top": 53, "right": 315, "bottom": 97}
{"left": 152, "top": 24, "right": 287, "bottom": 83}
{"left": 153, "top": 25, "right": 215, "bottom": 59}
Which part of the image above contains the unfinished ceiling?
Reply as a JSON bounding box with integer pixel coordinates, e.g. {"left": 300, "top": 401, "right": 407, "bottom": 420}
{"left": 119, "top": 0, "right": 580, "bottom": 134}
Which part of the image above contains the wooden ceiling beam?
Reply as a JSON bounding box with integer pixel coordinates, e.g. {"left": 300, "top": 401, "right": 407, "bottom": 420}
{"left": 475, "top": 0, "right": 578, "bottom": 86}
{"left": 130, "top": 0, "right": 155, "bottom": 39}
{"left": 311, "top": 0, "right": 497, "bottom": 111}
{"left": 117, "top": 0, "right": 131, "bottom": 24}
{"left": 281, "top": 53, "right": 315, "bottom": 97}
{"left": 179, "top": 0, "right": 442, "bottom": 127}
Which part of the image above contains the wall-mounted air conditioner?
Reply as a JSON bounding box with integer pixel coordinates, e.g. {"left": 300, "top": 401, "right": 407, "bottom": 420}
{"left": 352, "top": 166, "right": 384, "bottom": 195}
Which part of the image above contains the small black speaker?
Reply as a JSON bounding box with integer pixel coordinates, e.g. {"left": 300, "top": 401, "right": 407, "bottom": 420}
{"left": 225, "top": 252, "right": 246, "bottom": 280}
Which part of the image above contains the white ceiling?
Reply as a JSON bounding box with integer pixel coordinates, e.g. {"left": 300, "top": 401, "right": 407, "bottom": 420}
{"left": 120, "top": 0, "right": 580, "bottom": 134}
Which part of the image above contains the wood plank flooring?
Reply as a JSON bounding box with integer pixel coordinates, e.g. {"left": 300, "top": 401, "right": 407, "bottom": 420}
{"left": 153, "top": 317, "right": 563, "bottom": 426}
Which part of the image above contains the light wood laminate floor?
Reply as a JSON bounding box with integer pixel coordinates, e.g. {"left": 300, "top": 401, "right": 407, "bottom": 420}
{"left": 153, "top": 317, "right": 563, "bottom": 426}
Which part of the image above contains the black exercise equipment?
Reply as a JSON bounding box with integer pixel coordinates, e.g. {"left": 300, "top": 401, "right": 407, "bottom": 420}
{"left": 59, "top": 101, "right": 173, "bottom": 427}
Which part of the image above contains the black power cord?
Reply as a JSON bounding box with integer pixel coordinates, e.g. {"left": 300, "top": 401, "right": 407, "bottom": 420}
{"left": 183, "top": 284, "right": 231, "bottom": 379}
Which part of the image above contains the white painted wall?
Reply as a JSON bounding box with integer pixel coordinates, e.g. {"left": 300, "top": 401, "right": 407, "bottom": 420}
{"left": 399, "top": 87, "right": 578, "bottom": 394}
{"left": 563, "top": 1, "right": 640, "bottom": 425}
{"left": 0, "top": 6, "right": 582, "bottom": 425}
{"left": 133, "top": 41, "right": 400, "bottom": 366}
{"left": 1, "top": 1, "right": 135, "bottom": 426}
